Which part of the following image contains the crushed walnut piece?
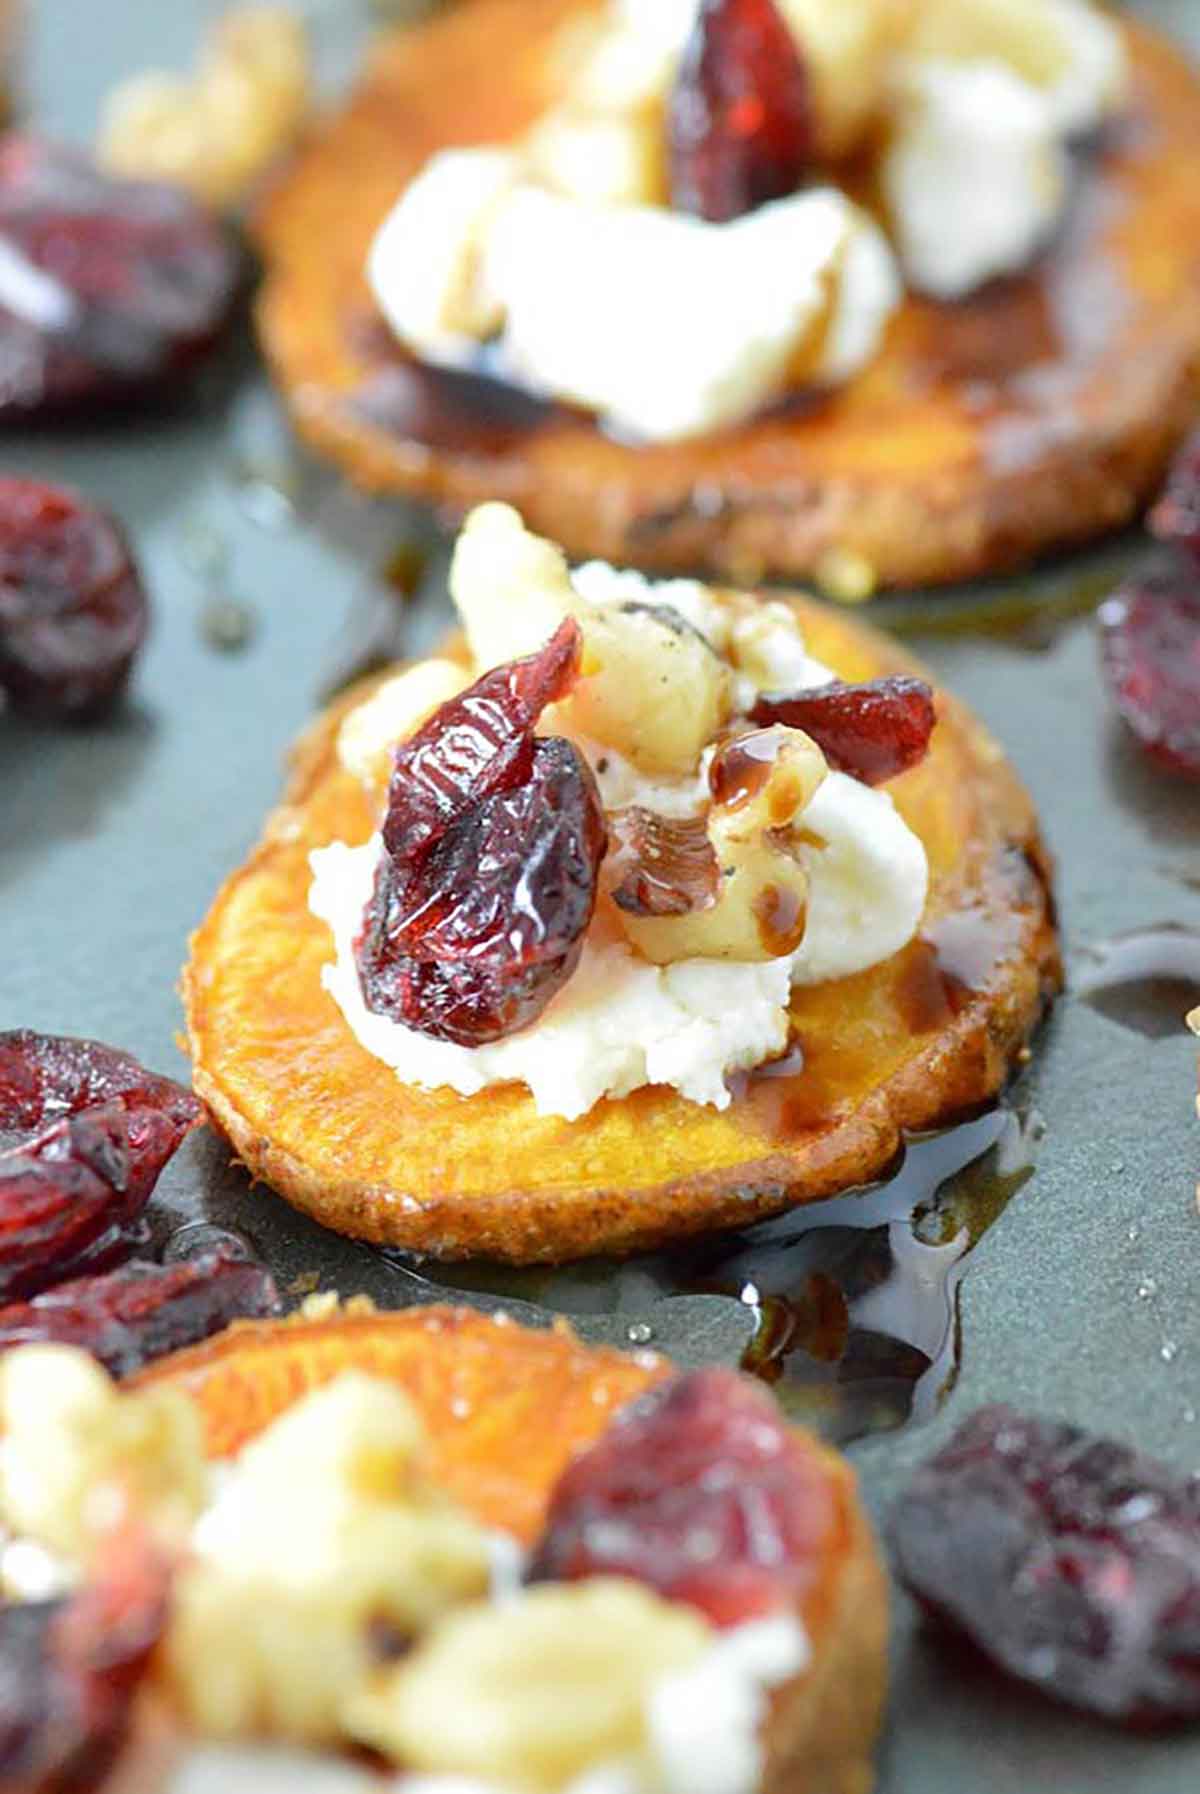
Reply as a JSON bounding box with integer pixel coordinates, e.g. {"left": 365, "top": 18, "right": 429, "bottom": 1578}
{"left": 98, "top": 6, "right": 311, "bottom": 210}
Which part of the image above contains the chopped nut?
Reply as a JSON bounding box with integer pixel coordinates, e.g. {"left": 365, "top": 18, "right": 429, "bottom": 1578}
{"left": 98, "top": 6, "right": 311, "bottom": 209}
{"left": 0, "top": 1345, "right": 207, "bottom": 1564}
{"left": 615, "top": 726, "right": 827, "bottom": 964}
{"left": 451, "top": 504, "right": 733, "bottom": 777}
{"left": 163, "top": 1373, "right": 492, "bottom": 1744}
{"left": 344, "top": 1578, "right": 711, "bottom": 1787}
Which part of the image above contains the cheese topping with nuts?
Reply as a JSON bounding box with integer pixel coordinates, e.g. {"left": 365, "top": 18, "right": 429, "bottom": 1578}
{"left": 308, "top": 507, "right": 929, "bottom": 1120}
{"left": 0, "top": 1343, "right": 810, "bottom": 1794}
{"left": 366, "top": 0, "right": 1126, "bottom": 438}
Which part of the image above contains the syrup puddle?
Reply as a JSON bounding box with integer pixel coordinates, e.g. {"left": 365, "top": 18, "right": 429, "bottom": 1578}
{"left": 385, "top": 1106, "right": 1042, "bottom": 1447}
{"left": 1076, "top": 925, "right": 1200, "bottom": 1039}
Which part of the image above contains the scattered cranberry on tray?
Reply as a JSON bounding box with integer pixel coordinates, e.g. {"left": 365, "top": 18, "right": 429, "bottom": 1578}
{"left": 0, "top": 134, "right": 240, "bottom": 420}
{"left": 890, "top": 1405, "right": 1200, "bottom": 1726}
{"left": 1098, "top": 571, "right": 1200, "bottom": 780}
{"left": 358, "top": 619, "right": 608, "bottom": 1046}
{"left": 0, "top": 1032, "right": 202, "bottom": 1303}
{"left": 1149, "top": 427, "right": 1200, "bottom": 569}
{"left": 528, "top": 1367, "right": 836, "bottom": 1628}
{"left": 750, "top": 675, "right": 937, "bottom": 786}
{"left": 668, "top": 0, "right": 814, "bottom": 223}
{"left": 0, "top": 477, "right": 149, "bottom": 720}
{"left": 0, "top": 1245, "right": 281, "bottom": 1379}
{"left": 0, "top": 1528, "right": 168, "bottom": 1788}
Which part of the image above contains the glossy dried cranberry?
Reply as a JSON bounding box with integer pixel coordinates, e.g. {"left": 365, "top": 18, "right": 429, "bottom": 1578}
{"left": 890, "top": 1405, "right": 1200, "bottom": 1725}
{"left": 1098, "top": 571, "right": 1200, "bottom": 779}
{"left": 0, "top": 1245, "right": 280, "bottom": 1379}
{"left": 358, "top": 622, "right": 608, "bottom": 1045}
{"left": 0, "top": 478, "right": 149, "bottom": 718}
{"left": 0, "top": 1530, "right": 167, "bottom": 1789}
{"left": 668, "top": 0, "right": 814, "bottom": 223}
{"left": 528, "top": 1368, "right": 836, "bottom": 1628}
{"left": 0, "top": 1033, "right": 202, "bottom": 1302}
{"left": 610, "top": 808, "right": 718, "bottom": 918}
{"left": 750, "top": 675, "right": 937, "bottom": 785}
{"left": 0, "top": 134, "right": 239, "bottom": 420}
{"left": 1149, "top": 429, "right": 1200, "bottom": 569}
{"left": 0, "top": 1031, "right": 200, "bottom": 1156}
{"left": 379, "top": 618, "right": 583, "bottom": 863}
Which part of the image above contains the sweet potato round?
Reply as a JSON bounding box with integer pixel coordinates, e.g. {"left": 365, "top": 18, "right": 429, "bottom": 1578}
{"left": 183, "top": 599, "right": 1060, "bottom": 1262}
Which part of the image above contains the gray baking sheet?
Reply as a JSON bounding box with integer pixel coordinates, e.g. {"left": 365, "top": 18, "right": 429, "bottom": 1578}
{"left": 3, "top": 1, "right": 1200, "bottom": 1787}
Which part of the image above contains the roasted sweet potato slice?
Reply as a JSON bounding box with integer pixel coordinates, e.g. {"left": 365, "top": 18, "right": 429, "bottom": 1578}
{"left": 183, "top": 598, "right": 1060, "bottom": 1263}
{"left": 255, "top": 0, "right": 1200, "bottom": 588}
{"left": 137, "top": 1305, "right": 888, "bottom": 1794}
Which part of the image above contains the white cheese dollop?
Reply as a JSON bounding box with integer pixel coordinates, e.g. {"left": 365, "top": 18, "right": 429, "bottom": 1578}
{"left": 483, "top": 185, "right": 899, "bottom": 442}
{"left": 908, "top": 0, "right": 1127, "bottom": 139}
{"left": 169, "top": 1747, "right": 380, "bottom": 1794}
{"left": 309, "top": 759, "right": 926, "bottom": 1122}
{"left": 367, "top": 148, "right": 517, "bottom": 363}
{"left": 643, "top": 1614, "right": 809, "bottom": 1794}
{"left": 369, "top": 178, "right": 899, "bottom": 442}
{"left": 881, "top": 58, "right": 1068, "bottom": 301}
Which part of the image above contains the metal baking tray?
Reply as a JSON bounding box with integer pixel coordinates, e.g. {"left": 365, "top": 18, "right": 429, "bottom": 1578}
{"left": 3, "top": 1, "right": 1200, "bottom": 1787}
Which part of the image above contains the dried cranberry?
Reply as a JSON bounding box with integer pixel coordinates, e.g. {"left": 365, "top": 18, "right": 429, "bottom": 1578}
{"left": 750, "top": 676, "right": 937, "bottom": 785}
{"left": 610, "top": 808, "right": 718, "bottom": 918}
{"left": 528, "top": 1368, "right": 836, "bottom": 1628}
{"left": 890, "top": 1405, "right": 1200, "bottom": 1725}
{"left": 0, "top": 1245, "right": 280, "bottom": 1379}
{"left": 0, "top": 478, "right": 149, "bottom": 719}
{"left": 1149, "top": 429, "right": 1200, "bottom": 569}
{"left": 0, "top": 134, "right": 239, "bottom": 419}
{"left": 0, "top": 1033, "right": 202, "bottom": 1302}
{"left": 379, "top": 618, "right": 583, "bottom": 864}
{"left": 1098, "top": 571, "right": 1200, "bottom": 779}
{"left": 667, "top": 0, "right": 814, "bottom": 223}
{"left": 357, "top": 622, "right": 608, "bottom": 1045}
{"left": 0, "top": 1031, "right": 200, "bottom": 1156}
{"left": 0, "top": 1530, "right": 167, "bottom": 1789}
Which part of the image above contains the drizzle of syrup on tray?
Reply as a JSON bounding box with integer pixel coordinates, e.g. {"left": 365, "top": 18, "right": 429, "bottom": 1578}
{"left": 1076, "top": 924, "right": 1200, "bottom": 1039}
{"left": 389, "top": 1105, "right": 1042, "bottom": 1448}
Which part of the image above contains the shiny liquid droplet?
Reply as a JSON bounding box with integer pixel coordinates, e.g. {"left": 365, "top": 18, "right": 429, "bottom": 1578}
{"left": 626, "top": 1322, "right": 655, "bottom": 1345}
{"left": 383, "top": 1105, "right": 1039, "bottom": 1447}
{"left": 162, "top": 1222, "right": 257, "bottom": 1265}
{"left": 1076, "top": 925, "right": 1200, "bottom": 1039}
